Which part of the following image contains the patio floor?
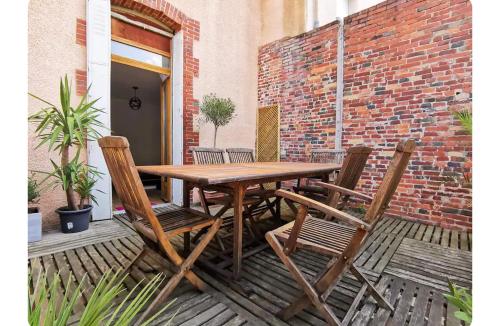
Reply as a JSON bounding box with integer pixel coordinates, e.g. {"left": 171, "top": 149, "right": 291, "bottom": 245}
{"left": 28, "top": 205, "right": 471, "bottom": 325}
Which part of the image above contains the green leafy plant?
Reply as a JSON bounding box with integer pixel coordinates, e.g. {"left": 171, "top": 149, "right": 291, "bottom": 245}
{"left": 351, "top": 204, "right": 366, "bottom": 215}
{"left": 28, "top": 172, "right": 41, "bottom": 204}
{"left": 443, "top": 279, "right": 472, "bottom": 325}
{"left": 199, "top": 93, "right": 236, "bottom": 147}
{"left": 29, "top": 75, "right": 105, "bottom": 210}
{"left": 452, "top": 109, "right": 472, "bottom": 189}
{"left": 29, "top": 269, "right": 176, "bottom": 326}
{"left": 454, "top": 109, "right": 472, "bottom": 135}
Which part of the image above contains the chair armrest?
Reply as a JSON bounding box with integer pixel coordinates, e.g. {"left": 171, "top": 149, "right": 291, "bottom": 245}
{"left": 316, "top": 182, "right": 373, "bottom": 202}
{"left": 275, "top": 189, "right": 371, "bottom": 230}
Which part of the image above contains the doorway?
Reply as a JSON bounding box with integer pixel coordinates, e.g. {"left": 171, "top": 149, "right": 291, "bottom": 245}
{"left": 87, "top": 5, "right": 184, "bottom": 220}
{"left": 110, "top": 63, "right": 171, "bottom": 211}
{"left": 109, "top": 14, "right": 173, "bottom": 212}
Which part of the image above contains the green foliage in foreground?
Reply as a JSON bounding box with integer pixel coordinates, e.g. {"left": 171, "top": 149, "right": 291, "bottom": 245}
{"left": 28, "top": 269, "right": 176, "bottom": 326}
{"left": 443, "top": 279, "right": 472, "bottom": 325}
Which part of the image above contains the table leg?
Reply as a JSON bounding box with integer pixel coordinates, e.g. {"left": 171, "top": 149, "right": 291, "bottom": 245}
{"left": 233, "top": 183, "right": 246, "bottom": 279}
{"left": 183, "top": 181, "right": 190, "bottom": 208}
{"left": 276, "top": 181, "right": 282, "bottom": 220}
{"left": 183, "top": 182, "right": 191, "bottom": 256}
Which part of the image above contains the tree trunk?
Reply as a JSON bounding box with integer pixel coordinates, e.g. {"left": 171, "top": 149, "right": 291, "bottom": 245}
{"left": 79, "top": 197, "right": 87, "bottom": 210}
{"left": 213, "top": 126, "right": 218, "bottom": 148}
{"left": 61, "top": 146, "right": 78, "bottom": 210}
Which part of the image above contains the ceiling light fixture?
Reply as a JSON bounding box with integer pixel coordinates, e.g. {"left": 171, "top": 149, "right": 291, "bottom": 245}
{"left": 129, "top": 86, "right": 142, "bottom": 110}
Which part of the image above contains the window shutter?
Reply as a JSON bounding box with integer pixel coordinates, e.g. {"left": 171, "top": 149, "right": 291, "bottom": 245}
{"left": 87, "top": 0, "right": 112, "bottom": 220}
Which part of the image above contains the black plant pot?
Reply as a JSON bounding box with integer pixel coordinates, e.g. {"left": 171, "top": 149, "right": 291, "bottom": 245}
{"left": 56, "top": 205, "right": 92, "bottom": 233}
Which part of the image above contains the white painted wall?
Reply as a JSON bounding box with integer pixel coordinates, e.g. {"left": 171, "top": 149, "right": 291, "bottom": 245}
{"left": 168, "top": 0, "right": 261, "bottom": 150}
{"left": 349, "top": 0, "right": 384, "bottom": 14}
{"left": 28, "top": 0, "right": 87, "bottom": 228}
{"left": 306, "top": 0, "right": 385, "bottom": 31}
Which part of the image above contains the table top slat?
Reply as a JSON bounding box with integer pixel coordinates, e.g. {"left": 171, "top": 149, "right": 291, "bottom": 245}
{"left": 137, "top": 162, "right": 341, "bottom": 185}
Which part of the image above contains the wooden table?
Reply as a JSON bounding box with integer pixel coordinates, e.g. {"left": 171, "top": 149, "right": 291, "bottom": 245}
{"left": 137, "top": 162, "right": 341, "bottom": 279}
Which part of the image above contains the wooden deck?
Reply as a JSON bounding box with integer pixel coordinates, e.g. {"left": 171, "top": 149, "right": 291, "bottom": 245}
{"left": 28, "top": 205, "right": 471, "bottom": 325}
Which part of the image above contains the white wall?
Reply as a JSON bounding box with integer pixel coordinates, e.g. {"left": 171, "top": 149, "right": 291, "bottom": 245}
{"left": 110, "top": 95, "right": 161, "bottom": 166}
{"left": 349, "top": 0, "right": 384, "bottom": 14}
{"left": 28, "top": 0, "right": 87, "bottom": 228}
{"left": 167, "top": 0, "right": 261, "bottom": 150}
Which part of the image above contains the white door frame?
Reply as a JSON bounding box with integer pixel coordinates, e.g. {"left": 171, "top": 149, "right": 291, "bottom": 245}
{"left": 87, "top": 0, "right": 184, "bottom": 219}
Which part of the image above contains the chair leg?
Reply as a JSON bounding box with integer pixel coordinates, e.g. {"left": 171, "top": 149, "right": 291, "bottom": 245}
{"left": 183, "top": 232, "right": 191, "bottom": 256}
{"left": 284, "top": 198, "right": 298, "bottom": 215}
{"left": 136, "top": 219, "right": 222, "bottom": 324}
{"left": 123, "top": 246, "right": 147, "bottom": 273}
{"left": 215, "top": 234, "right": 226, "bottom": 251}
{"left": 266, "top": 232, "right": 342, "bottom": 325}
{"left": 350, "top": 265, "right": 394, "bottom": 312}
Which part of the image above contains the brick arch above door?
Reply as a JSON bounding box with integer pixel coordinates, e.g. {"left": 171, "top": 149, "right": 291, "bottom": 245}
{"left": 111, "top": 0, "right": 200, "bottom": 164}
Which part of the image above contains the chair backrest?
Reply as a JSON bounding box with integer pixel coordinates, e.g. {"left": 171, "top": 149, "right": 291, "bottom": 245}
{"left": 191, "top": 147, "right": 226, "bottom": 165}
{"left": 310, "top": 149, "right": 345, "bottom": 164}
{"left": 226, "top": 148, "right": 255, "bottom": 163}
{"left": 364, "top": 139, "right": 416, "bottom": 224}
{"left": 98, "top": 136, "right": 165, "bottom": 240}
{"left": 335, "top": 146, "right": 372, "bottom": 190}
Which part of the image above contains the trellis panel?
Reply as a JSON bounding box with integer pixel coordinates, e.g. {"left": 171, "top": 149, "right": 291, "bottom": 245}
{"left": 256, "top": 105, "right": 280, "bottom": 162}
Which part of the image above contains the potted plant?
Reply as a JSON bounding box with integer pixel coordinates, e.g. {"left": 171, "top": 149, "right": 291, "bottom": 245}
{"left": 29, "top": 75, "right": 104, "bottom": 233}
{"left": 199, "top": 93, "right": 236, "bottom": 147}
{"left": 28, "top": 173, "right": 42, "bottom": 242}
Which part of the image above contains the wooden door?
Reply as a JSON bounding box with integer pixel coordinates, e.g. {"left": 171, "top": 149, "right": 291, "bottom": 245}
{"left": 160, "top": 77, "right": 172, "bottom": 201}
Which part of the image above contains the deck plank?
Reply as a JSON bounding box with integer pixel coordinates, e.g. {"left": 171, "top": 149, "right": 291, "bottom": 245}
{"left": 28, "top": 214, "right": 471, "bottom": 326}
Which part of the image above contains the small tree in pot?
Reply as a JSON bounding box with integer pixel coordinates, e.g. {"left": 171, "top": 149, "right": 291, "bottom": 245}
{"left": 199, "top": 93, "right": 236, "bottom": 147}
{"left": 29, "top": 75, "right": 104, "bottom": 233}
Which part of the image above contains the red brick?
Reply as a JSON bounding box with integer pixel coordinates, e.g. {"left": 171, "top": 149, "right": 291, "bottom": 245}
{"left": 76, "top": 18, "right": 86, "bottom": 46}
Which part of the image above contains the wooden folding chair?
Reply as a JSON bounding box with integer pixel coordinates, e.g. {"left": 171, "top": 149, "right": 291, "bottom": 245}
{"left": 226, "top": 148, "right": 279, "bottom": 234}
{"left": 99, "top": 136, "right": 222, "bottom": 323}
{"left": 292, "top": 147, "right": 372, "bottom": 211}
{"left": 294, "top": 148, "right": 345, "bottom": 196}
{"left": 191, "top": 147, "right": 260, "bottom": 249}
{"left": 266, "top": 139, "right": 415, "bottom": 325}
{"left": 191, "top": 147, "right": 233, "bottom": 218}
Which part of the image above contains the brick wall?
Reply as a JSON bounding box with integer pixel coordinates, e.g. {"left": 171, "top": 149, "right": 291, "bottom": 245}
{"left": 259, "top": 21, "right": 339, "bottom": 160}
{"left": 258, "top": 0, "right": 472, "bottom": 230}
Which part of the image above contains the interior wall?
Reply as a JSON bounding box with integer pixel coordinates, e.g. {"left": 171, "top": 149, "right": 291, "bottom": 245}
{"left": 110, "top": 96, "right": 161, "bottom": 166}
{"left": 110, "top": 62, "right": 162, "bottom": 166}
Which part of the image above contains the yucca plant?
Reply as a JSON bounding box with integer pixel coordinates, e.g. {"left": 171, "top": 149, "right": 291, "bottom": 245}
{"left": 29, "top": 269, "right": 176, "bottom": 326}
{"left": 29, "top": 75, "right": 104, "bottom": 211}
{"left": 443, "top": 279, "right": 472, "bottom": 325}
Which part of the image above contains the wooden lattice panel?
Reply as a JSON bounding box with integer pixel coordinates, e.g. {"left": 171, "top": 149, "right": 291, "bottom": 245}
{"left": 256, "top": 105, "right": 280, "bottom": 162}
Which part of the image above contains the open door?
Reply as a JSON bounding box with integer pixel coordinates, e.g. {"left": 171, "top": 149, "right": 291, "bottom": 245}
{"left": 160, "top": 77, "right": 172, "bottom": 201}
